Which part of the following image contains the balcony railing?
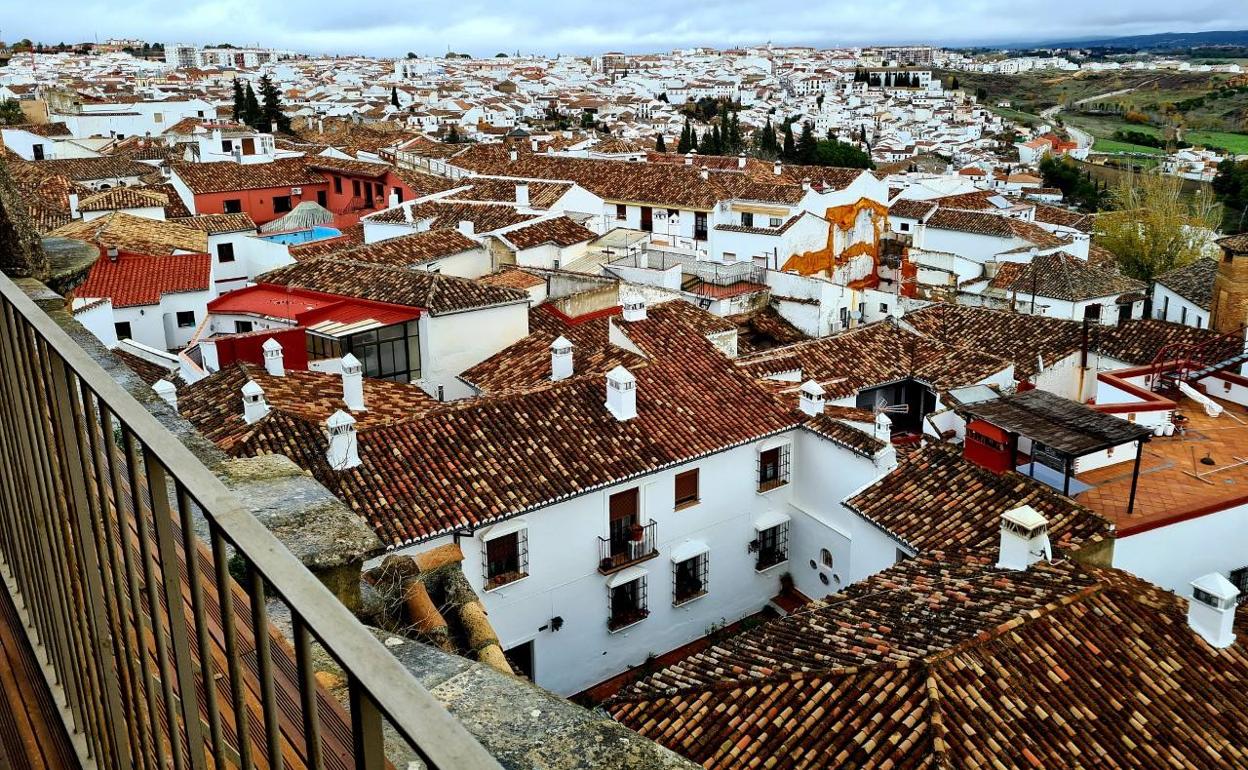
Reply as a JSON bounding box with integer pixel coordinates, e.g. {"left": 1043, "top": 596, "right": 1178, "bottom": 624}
{"left": 598, "top": 519, "right": 658, "bottom": 574}
{"left": 0, "top": 269, "right": 501, "bottom": 770}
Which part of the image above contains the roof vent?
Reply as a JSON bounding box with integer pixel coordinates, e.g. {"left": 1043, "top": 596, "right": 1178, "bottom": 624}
{"left": 261, "top": 337, "right": 284, "bottom": 377}
{"left": 605, "top": 366, "right": 637, "bottom": 421}
{"left": 326, "top": 410, "right": 361, "bottom": 470}
{"left": 773, "top": 160, "right": 782, "bottom": 176}
{"left": 1189, "top": 573, "right": 1239, "bottom": 648}
{"left": 106, "top": 247, "right": 119, "bottom": 262}
{"left": 152, "top": 379, "right": 177, "bottom": 410}
{"left": 550, "top": 335, "right": 573, "bottom": 381}
{"left": 241, "top": 380, "right": 269, "bottom": 424}
{"left": 798, "top": 380, "right": 825, "bottom": 416}
{"left": 621, "top": 298, "right": 647, "bottom": 322}
{"left": 341, "top": 353, "right": 365, "bottom": 411}
{"left": 996, "top": 505, "right": 1050, "bottom": 571}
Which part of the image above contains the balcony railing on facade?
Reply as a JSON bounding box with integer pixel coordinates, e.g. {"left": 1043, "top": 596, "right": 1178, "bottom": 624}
{"left": 598, "top": 519, "right": 659, "bottom": 574}
{"left": 0, "top": 268, "right": 502, "bottom": 770}
{"left": 607, "top": 248, "right": 766, "bottom": 288}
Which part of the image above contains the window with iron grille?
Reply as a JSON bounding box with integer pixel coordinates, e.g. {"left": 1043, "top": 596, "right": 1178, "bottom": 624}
{"left": 673, "top": 553, "right": 708, "bottom": 605}
{"left": 482, "top": 529, "right": 528, "bottom": 590}
{"left": 608, "top": 576, "right": 648, "bottom": 631}
{"left": 758, "top": 445, "right": 791, "bottom": 492}
{"left": 754, "top": 523, "right": 789, "bottom": 571}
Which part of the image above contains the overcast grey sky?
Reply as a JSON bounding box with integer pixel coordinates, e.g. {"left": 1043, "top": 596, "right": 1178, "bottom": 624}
{"left": 2, "top": 1, "right": 1247, "bottom": 57}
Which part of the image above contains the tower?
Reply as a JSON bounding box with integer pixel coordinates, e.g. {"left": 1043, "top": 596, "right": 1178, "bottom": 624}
{"left": 1211, "top": 234, "right": 1248, "bottom": 335}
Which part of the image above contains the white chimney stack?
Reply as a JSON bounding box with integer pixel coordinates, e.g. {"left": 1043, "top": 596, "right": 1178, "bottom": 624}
{"left": 242, "top": 380, "right": 269, "bottom": 424}
{"left": 621, "top": 298, "right": 647, "bottom": 322}
{"left": 341, "top": 353, "right": 366, "bottom": 411}
{"left": 773, "top": 160, "right": 782, "bottom": 176}
{"left": 262, "top": 337, "right": 285, "bottom": 377}
{"left": 68, "top": 193, "right": 80, "bottom": 219}
{"left": 388, "top": 191, "right": 399, "bottom": 208}
{"left": 326, "top": 410, "right": 361, "bottom": 469}
{"left": 403, "top": 203, "right": 414, "bottom": 224}
{"left": 515, "top": 182, "right": 530, "bottom": 207}
{"left": 458, "top": 220, "right": 475, "bottom": 238}
{"left": 798, "top": 380, "right": 825, "bottom": 416}
{"left": 699, "top": 168, "right": 709, "bottom": 181}
{"left": 200, "top": 339, "right": 220, "bottom": 372}
{"left": 605, "top": 366, "right": 637, "bottom": 421}
{"left": 684, "top": 151, "right": 694, "bottom": 166}
{"left": 550, "top": 336, "right": 573, "bottom": 381}
{"left": 873, "top": 411, "right": 891, "bottom": 442}
{"left": 1188, "top": 573, "right": 1239, "bottom": 648}
{"left": 996, "top": 505, "right": 1051, "bottom": 571}
{"left": 738, "top": 154, "right": 747, "bottom": 169}
{"left": 152, "top": 379, "right": 177, "bottom": 410}
{"left": 530, "top": 138, "right": 539, "bottom": 152}
{"left": 508, "top": 148, "right": 518, "bottom": 162}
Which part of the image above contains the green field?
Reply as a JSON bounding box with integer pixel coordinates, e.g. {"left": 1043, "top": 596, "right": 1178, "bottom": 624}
{"left": 1183, "top": 130, "right": 1248, "bottom": 154}
{"left": 1064, "top": 112, "right": 1248, "bottom": 155}
{"left": 988, "top": 105, "right": 1045, "bottom": 126}
{"left": 1091, "top": 137, "right": 1165, "bottom": 155}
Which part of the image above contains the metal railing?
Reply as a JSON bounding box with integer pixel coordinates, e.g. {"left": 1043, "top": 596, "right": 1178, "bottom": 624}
{"left": 0, "top": 269, "right": 501, "bottom": 770}
{"left": 608, "top": 249, "right": 766, "bottom": 287}
{"left": 598, "top": 519, "right": 658, "bottom": 575}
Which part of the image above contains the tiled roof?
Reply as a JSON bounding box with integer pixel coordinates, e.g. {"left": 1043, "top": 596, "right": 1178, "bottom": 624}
{"left": 478, "top": 266, "right": 546, "bottom": 290}
{"left": 608, "top": 554, "right": 1248, "bottom": 770}
{"left": 305, "top": 155, "right": 392, "bottom": 178}
{"left": 258, "top": 256, "right": 528, "bottom": 315}
{"left": 30, "top": 156, "right": 154, "bottom": 182}
{"left": 113, "top": 348, "right": 181, "bottom": 387}
{"left": 903, "top": 303, "right": 1084, "bottom": 380}
{"left": 4, "top": 122, "right": 71, "bottom": 138}
{"left": 925, "top": 209, "right": 1070, "bottom": 248}
{"left": 1155, "top": 257, "right": 1218, "bottom": 310}
{"left": 390, "top": 165, "right": 459, "bottom": 197}
{"left": 1217, "top": 232, "right": 1248, "bottom": 253}
{"left": 75, "top": 186, "right": 167, "bottom": 212}
{"left": 800, "top": 413, "right": 886, "bottom": 457}
{"left": 367, "top": 200, "right": 538, "bottom": 232}
{"left": 844, "top": 442, "right": 1110, "bottom": 553}
{"left": 502, "top": 216, "right": 596, "bottom": 249}
{"left": 171, "top": 158, "right": 326, "bottom": 194}
{"left": 330, "top": 228, "right": 480, "bottom": 268}
{"left": 1095, "top": 317, "right": 1243, "bottom": 366}
{"left": 990, "top": 251, "right": 1144, "bottom": 301}
{"left": 171, "top": 212, "right": 257, "bottom": 234}
{"left": 144, "top": 183, "right": 194, "bottom": 218}
{"left": 888, "top": 198, "right": 937, "bottom": 219}
{"left": 75, "top": 251, "right": 211, "bottom": 308}
{"left": 1032, "top": 202, "right": 1094, "bottom": 231}
{"left": 447, "top": 177, "right": 572, "bottom": 208}
{"left": 735, "top": 319, "right": 1010, "bottom": 399}
{"left": 51, "top": 211, "right": 209, "bottom": 255}
{"left": 725, "top": 305, "right": 809, "bottom": 355}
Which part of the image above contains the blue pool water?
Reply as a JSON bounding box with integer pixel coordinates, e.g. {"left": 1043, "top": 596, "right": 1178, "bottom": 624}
{"left": 260, "top": 226, "right": 341, "bottom": 245}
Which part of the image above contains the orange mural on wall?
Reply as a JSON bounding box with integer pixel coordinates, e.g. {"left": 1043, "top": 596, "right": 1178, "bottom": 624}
{"left": 780, "top": 198, "right": 890, "bottom": 284}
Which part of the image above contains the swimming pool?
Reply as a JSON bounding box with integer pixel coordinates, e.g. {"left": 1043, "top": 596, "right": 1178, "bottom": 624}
{"left": 260, "top": 226, "right": 341, "bottom": 245}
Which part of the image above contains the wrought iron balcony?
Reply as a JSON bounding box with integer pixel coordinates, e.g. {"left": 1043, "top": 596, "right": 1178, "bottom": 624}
{"left": 597, "top": 519, "right": 659, "bottom": 574}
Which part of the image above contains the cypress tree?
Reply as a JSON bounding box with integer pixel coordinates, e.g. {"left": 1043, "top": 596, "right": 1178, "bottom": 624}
{"left": 242, "top": 83, "right": 262, "bottom": 129}
{"left": 781, "top": 121, "right": 795, "bottom": 161}
{"left": 730, "top": 112, "right": 741, "bottom": 153}
{"left": 701, "top": 128, "right": 713, "bottom": 155}
{"left": 231, "top": 79, "right": 244, "bottom": 122}
{"left": 690, "top": 127, "right": 699, "bottom": 152}
{"left": 655, "top": 133, "right": 666, "bottom": 153}
{"left": 258, "top": 75, "right": 290, "bottom": 133}
{"left": 391, "top": 86, "right": 400, "bottom": 107}
{"left": 797, "top": 121, "right": 817, "bottom": 164}
{"left": 677, "top": 119, "right": 692, "bottom": 154}
{"left": 710, "top": 124, "right": 722, "bottom": 155}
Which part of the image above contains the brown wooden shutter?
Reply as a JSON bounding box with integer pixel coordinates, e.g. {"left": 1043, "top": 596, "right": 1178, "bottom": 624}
{"left": 674, "top": 469, "right": 699, "bottom": 506}
{"left": 609, "top": 488, "right": 639, "bottom": 523}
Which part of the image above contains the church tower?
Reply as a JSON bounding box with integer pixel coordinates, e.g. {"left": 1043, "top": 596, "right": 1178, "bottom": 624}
{"left": 1211, "top": 234, "right": 1248, "bottom": 335}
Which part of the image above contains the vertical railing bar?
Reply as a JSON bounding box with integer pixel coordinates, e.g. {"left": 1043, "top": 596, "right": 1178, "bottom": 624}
{"left": 293, "top": 618, "right": 324, "bottom": 770}
{"left": 348, "top": 677, "right": 385, "bottom": 770}
{"left": 121, "top": 429, "right": 172, "bottom": 767}
{"left": 210, "top": 526, "right": 252, "bottom": 770}
{"left": 248, "top": 565, "right": 283, "bottom": 770}
{"left": 98, "top": 405, "right": 158, "bottom": 770}
{"left": 130, "top": 437, "right": 185, "bottom": 770}
{"left": 143, "top": 449, "right": 207, "bottom": 770}
{"left": 175, "top": 482, "right": 225, "bottom": 764}
{"left": 49, "top": 354, "right": 132, "bottom": 770}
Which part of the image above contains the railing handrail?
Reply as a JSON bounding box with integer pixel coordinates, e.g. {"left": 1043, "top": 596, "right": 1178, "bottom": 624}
{"left": 0, "top": 270, "right": 502, "bottom": 769}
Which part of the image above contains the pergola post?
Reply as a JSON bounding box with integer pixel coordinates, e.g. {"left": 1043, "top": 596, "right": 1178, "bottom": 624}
{"left": 1126, "top": 440, "right": 1144, "bottom": 515}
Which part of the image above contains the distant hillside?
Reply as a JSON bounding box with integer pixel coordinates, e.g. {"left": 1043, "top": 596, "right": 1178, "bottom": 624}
{"left": 1019, "top": 30, "right": 1248, "bottom": 50}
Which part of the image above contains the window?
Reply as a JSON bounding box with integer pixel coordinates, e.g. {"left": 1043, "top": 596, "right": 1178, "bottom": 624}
{"left": 899, "top": 222, "right": 911, "bottom": 232}
{"left": 608, "top": 576, "right": 648, "bottom": 631}
{"left": 694, "top": 212, "right": 708, "bottom": 240}
{"left": 820, "top": 548, "right": 834, "bottom": 568}
{"left": 608, "top": 487, "right": 639, "bottom": 554}
{"left": 880, "top": 302, "right": 889, "bottom": 313}
{"left": 374, "top": 182, "right": 384, "bottom": 198}
{"left": 352, "top": 179, "right": 362, "bottom": 197}
{"left": 674, "top": 469, "right": 699, "bottom": 509}
{"left": 114, "top": 321, "right": 132, "bottom": 340}
{"left": 333, "top": 176, "right": 343, "bottom": 194}
{"left": 316, "top": 190, "right": 327, "bottom": 207}
{"left": 769, "top": 217, "right": 783, "bottom": 228}
{"left": 392, "top": 186, "right": 404, "bottom": 204}
{"left": 673, "top": 553, "right": 708, "bottom": 605}
{"left": 758, "top": 445, "right": 790, "bottom": 491}
{"left": 1181, "top": 306, "right": 1188, "bottom": 325}
{"left": 235, "top": 320, "right": 253, "bottom": 334}
{"left": 272, "top": 195, "right": 292, "bottom": 213}
{"left": 483, "top": 529, "right": 528, "bottom": 589}
{"left": 741, "top": 212, "right": 754, "bottom": 228}
{"left": 176, "top": 311, "right": 196, "bottom": 328}
{"left": 615, "top": 203, "right": 627, "bottom": 220}
{"left": 217, "top": 242, "right": 236, "bottom": 263}
{"left": 503, "top": 640, "right": 534, "bottom": 681}
{"left": 754, "top": 523, "right": 789, "bottom": 571}
{"left": 31, "top": 144, "right": 44, "bottom": 161}
{"left": 221, "top": 139, "right": 233, "bottom": 153}
{"left": 153, "top": 112, "right": 163, "bottom": 124}
{"left": 223, "top": 199, "right": 242, "bottom": 214}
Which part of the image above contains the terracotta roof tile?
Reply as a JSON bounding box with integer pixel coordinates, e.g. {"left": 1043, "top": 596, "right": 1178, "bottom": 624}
{"left": 75, "top": 250, "right": 211, "bottom": 308}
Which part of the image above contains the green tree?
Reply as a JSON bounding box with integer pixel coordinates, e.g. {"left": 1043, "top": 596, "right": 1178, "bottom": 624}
{"left": 445, "top": 124, "right": 460, "bottom": 143}
{"left": 242, "top": 82, "right": 262, "bottom": 128}
{"left": 655, "top": 133, "right": 667, "bottom": 153}
{"left": 391, "top": 87, "right": 400, "bottom": 108}
{"left": 811, "top": 139, "right": 873, "bottom": 169}
{"left": 689, "top": 126, "right": 698, "bottom": 152}
{"left": 781, "top": 121, "right": 795, "bottom": 161}
{"left": 1096, "top": 172, "right": 1222, "bottom": 283}
{"left": 258, "top": 75, "right": 290, "bottom": 133}
{"left": 231, "top": 79, "right": 245, "bottom": 122}
{"left": 676, "top": 120, "right": 692, "bottom": 154}
{"left": 0, "top": 99, "right": 24, "bottom": 125}
{"left": 1213, "top": 159, "right": 1248, "bottom": 233}
{"left": 796, "top": 121, "right": 817, "bottom": 164}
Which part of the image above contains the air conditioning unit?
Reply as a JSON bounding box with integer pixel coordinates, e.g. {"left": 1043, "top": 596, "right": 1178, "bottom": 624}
{"left": 291, "top": 187, "right": 302, "bottom": 196}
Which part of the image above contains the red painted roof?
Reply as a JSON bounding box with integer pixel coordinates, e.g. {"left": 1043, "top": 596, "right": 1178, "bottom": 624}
{"left": 207, "top": 283, "right": 420, "bottom": 328}
{"left": 76, "top": 251, "right": 211, "bottom": 308}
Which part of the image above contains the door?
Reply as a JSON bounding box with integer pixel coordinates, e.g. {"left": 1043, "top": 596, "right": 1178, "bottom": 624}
{"left": 608, "top": 488, "right": 639, "bottom": 556}
{"left": 694, "top": 212, "right": 708, "bottom": 241}
{"left": 241, "top": 137, "right": 256, "bottom": 156}
{"left": 640, "top": 206, "right": 653, "bottom": 232}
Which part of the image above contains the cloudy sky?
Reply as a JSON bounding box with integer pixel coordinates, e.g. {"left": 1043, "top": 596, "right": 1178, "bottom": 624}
{"left": 2, "top": 1, "right": 1247, "bottom": 57}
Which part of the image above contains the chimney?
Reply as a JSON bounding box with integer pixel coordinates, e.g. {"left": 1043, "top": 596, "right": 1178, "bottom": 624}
{"left": 605, "top": 366, "right": 637, "bottom": 421}
{"left": 458, "top": 220, "right": 475, "bottom": 238}
{"left": 388, "top": 191, "right": 399, "bottom": 208}
{"left": 68, "top": 193, "right": 79, "bottom": 219}
{"left": 341, "top": 353, "right": 365, "bottom": 411}
{"left": 773, "top": 160, "right": 782, "bottom": 176}
{"left": 241, "top": 380, "right": 269, "bottom": 424}
{"left": 684, "top": 151, "right": 694, "bottom": 166}
{"left": 996, "top": 505, "right": 1051, "bottom": 571}
{"left": 699, "top": 168, "right": 709, "bottom": 181}
{"left": 403, "top": 203, "right": 414, "bottom": 224}
{"left": 530, "top": 138, "right": 539, "bottom": 152}
{"left": 152, "top": 379, "right": 177, "bottom": 410}
{"left": 738, "top": 154, "right": 747, "bottom": 169}
{"left": 802, "top": 177, "right": 812, "bottom": 191}
{"left": 621, "top": 297, "right": 647, "bottom": 322}
{"left": 1188, "top": 573, "right": 1239, "bottom": 648}
{"left": 798, "top": 380, "right": 825, "bottom": 416}
{"left": 269, "top": 120, "right": 277, "bottom": 134}
{"left": 515, "top": 182, "right": 530, "bottom": 207}
{"left": 550, "top": 335, "right": 573, "bottom": 381}
{"left": 873, "top": 411, "right": 891, "bottom": 442}
{"left": 107, "top": 246, "right": 119, "bottom": 262}
{"left": 200, "top": 338, "right": 219, "bottom": 372}
{"left": 261, "top": 337, "right": 285, "bottom": 377}
{"left": 326, "top": 410, "right": 361, "bottom": 469}
{"left": 508, "top": 148, "right": 518, "bottom": 162}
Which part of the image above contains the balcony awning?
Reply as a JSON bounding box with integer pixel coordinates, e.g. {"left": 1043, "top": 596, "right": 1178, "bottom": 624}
{"left": 754, "top": 510, "right": 791, "bottom": 531}
{"left": 479, "top": 517, "right": 527, "bottom": 541}
{"left": 606, "top": 565, "right": 648, "bottom": 588}
{"left": 670, "top": 540, "right": 709, "bottom": 563}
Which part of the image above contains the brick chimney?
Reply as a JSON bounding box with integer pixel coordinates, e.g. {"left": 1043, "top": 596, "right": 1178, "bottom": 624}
{"left": 1188, "top": 573, "right": 1239, "bottom": 648}
{"left": 515, "top": 183, "right": 530, "bottom": 207}
{"left": 798, "top": 380, "right": 825, "bottom": 416}
{"left": 242, "top": 380, "right": 269, "bottom": 424}
{"left": 326, "top": 410, "right": 361, "bottom": 469}
{"left": 996, "top": 505, "right": 1051, "bottom": 571}
{"left": 152, "top": 379, "right": 177, "bottom": 410}
{"left": 262, "top": 337, "right": 285, "bottom": 377}
{"left": 550, "top": 335, "right": 573, "bottom": 381}
{"left": 341, "top": 353, "right": 365, "bottom": 411}
{"left": 605, "top": 366, "right": 636, "bottom": 421}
